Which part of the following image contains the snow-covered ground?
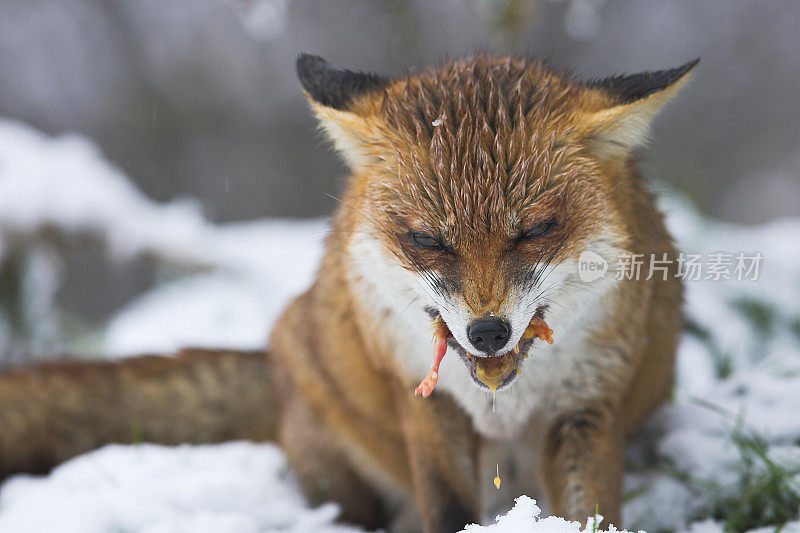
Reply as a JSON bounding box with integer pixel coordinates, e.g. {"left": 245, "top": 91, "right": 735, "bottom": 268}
{"left": 1, "top": 119, "right": 799, "bottom": 532}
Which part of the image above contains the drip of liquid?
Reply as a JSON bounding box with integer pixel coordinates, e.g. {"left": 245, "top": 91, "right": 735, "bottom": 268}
{"left": 493, "top": 463, "right": 501, "bottom": 489}
{"left": 492, "top": 388, "right": 496, "bottom": 413}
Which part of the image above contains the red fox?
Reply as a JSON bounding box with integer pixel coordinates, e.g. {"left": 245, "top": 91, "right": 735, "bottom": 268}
{"left": 0, "top": 54, "right": 695, "bottom": 532}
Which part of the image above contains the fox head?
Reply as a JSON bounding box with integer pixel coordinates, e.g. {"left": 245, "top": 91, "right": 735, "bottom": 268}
{"left": 297, "top": 54, "right": 695, "bottom": 391}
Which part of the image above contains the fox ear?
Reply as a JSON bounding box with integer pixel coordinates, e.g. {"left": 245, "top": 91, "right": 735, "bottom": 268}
{"left": 296, "top": 54, "right": 389, "bottom": 168}
{"left": 578, "top": 58, "right": 699, "bottom": 159}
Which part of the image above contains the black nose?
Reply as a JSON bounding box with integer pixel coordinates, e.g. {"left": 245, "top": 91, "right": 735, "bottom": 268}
{"left": 467, "top": 318, "right": 511, "bottom": 353}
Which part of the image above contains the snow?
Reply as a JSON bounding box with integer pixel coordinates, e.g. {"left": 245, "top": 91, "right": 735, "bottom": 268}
{"left": 462, "top": 496, "right": 636, "bottom": 532}
{"left": 0, "top": 117, "right": 325, "bottom": 356}
{"left": 103, "top": 218, "right": 326, "bottom": 355}
{"left": 0, "top": 119, "right": 208, "bottom": 264}
{"left": 0, "top": 442, "right": 354, "bottom": 533}
{"left": 2, "top": 119, "right": 800, "bottom": 531}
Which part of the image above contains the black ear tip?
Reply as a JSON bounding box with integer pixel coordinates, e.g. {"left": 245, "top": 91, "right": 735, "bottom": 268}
{"left": 295, "top": 54, "right": 331, "bottom": 95}
{"left": 657, "top": 57, "right": 700, "bottom": 87}
{"left": 587, "top": 57, "right": 700, "bottom": 103}
{"left": 679, "top": 57, "right": 701, "bottom": 75}
{"left": 295, "top": 53, "right": 388, "bottom": 110}
{"left": 295, "top": 54, "right": 328, "bottom": 84}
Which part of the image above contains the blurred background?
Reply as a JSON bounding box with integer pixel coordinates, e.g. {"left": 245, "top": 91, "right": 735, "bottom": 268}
{"left": 0, "top": 0, "right": 798, "bottom": 363}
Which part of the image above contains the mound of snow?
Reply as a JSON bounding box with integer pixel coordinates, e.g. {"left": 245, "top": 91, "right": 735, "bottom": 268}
{"left": 0, "top": 119, "right": 208, "bottom": 264}
{"left": 0, "top": 442, "right": 357, "bottom": 533}
{"left": 462, "top": 496, "right": 636, "bottom": 532}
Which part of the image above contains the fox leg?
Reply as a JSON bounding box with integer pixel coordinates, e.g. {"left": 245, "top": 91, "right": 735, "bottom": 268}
{"left": 390, "top": 380, "right": 480, "bottom": 533}
{"left": 0, "top": 349, "right": 276, "bottom": 479}
{"left": 540, "top": 407, "right": 624, "bottom": 526}
{"left": 278, "top": 388, "right": 388, "bottom": 529}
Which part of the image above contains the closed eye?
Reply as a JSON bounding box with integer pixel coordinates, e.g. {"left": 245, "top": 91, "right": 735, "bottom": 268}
{"left": 410, "top": 232, "right": 451, "bottom": 251}
{"left": 519, "top": 219, "right": 558, "bottom": 241}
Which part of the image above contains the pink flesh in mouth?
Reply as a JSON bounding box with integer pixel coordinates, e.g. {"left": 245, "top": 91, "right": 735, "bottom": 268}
{"left": 414, "top": 320, "right": 449, "bottom": 398}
